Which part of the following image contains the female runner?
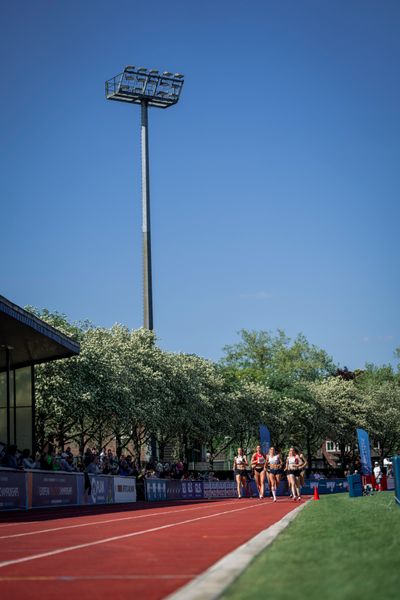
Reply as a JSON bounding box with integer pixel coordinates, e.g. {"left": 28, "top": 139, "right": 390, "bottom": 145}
{"left": 233, "top": 448, "right": 248, "bottom": 498}
{"left": 298, "top": 450, "right": 307, "bottom": 491}
{"left": 251, "top": 445, "right": 266, "bottom": 499}
{"left": 266, "top": 447, "right": 283, "bottom": 502}
{"left": 285, "top": 447, "right": 303, "bottom": 501}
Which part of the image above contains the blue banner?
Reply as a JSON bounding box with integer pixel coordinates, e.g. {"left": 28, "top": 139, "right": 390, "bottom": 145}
{"left": 259, "top": 424, "right": 271, "bottom": 455}
{"left": 356, "top": 428, "right": 372, "bottom": 475}
{"left": 145, "top": 479, "right": 167, "bottom": 501}
{"left": 392, "top": 455, "right": 400, "bottom": 506}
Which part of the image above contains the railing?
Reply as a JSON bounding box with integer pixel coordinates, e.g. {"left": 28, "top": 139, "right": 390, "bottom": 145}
{"left": 0, "top": 468, "right": 136, "bottom": 510}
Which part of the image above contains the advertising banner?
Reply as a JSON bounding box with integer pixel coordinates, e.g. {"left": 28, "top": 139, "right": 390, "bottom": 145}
{"left": 204, "top": 481, "right": 236, "bottom": 498}
{"left": 181, "top": 480, "right": 203, "bottom": 499}
{"left": 113, "top": 476, "right": 137, "bottom": 503}
{"left": 356, "top": 428, "right": 373, "bottom": 476}
{"left": 29, "top": 471, "right": 80, "bottom": 508}
{"left": 259, "top": 424, "right": 271, "bottom": 455}
{"left": 0, "top": 469, "right": 27, "bottom": 510}
{"left": 393, "top": 455, "right": 400, "bottom": 506}
{"left": 166, "top": 479, "right": 183, "bottom": 500}
{"left": 300, "top": 478, "right": 349, "bottom": 495}
{"left": 145, "top": 478, "right": 167, "bottom": 501}
{"left": 84, "top": 474, "right": 113, "bottom": 505}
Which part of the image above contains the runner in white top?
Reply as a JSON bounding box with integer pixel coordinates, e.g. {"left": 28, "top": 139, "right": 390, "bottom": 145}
{"left": 266, "top": 447, "right": 283, "bottom": 502}
{"left": 285, "top": 447, "right": 305, "bottom": 501}
{"left": 233, "top": 448, "right": 248, "bottom": 498}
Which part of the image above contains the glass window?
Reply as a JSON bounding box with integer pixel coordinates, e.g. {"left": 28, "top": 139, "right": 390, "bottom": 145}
{"left": 0, "top": 407, "right": 6, "bottom": 443}
{"left": 0, "top": 372, "right": 6, "bottom": 409}
{"left": 15, "top": 367, "right": 32, "bottom": 407}
{"left": 16, "top": 406, "right": 32, "bottom": 452}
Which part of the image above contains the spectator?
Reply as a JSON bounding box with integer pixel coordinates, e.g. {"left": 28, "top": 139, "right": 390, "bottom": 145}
{"left": 119, "top": 457, "right": 130, "bottom": 476}
{"left": 83, "top": 448, "right": 93, "bottom": 468}
{"left": 21, "top": 449, "right": 35, "bottom": 469}
{"left": 85, "top": 455, "right": 100, "bottom": 474}
{"left": 373, "top": 461, "right": 382, "bottom": 491}
{"left": 60, "top": 452, "right": 75, "bottom": 472}
{"left": 102, "top": 458, "right": 111, "bottom": 475}
{"left": 1, "top": 445, "right": 19, "bottom": 469}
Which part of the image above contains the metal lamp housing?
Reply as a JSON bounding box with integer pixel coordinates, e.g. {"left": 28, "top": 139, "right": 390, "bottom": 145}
{"left": 105, "top": 66, "right": 184, "bottom": 108}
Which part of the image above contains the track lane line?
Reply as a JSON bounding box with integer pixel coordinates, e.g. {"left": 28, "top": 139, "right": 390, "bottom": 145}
{"left": 0, "top": 500, "right": 239, "bottom": 539}
{"left": 0, "top": 501, "right": 268, "bottom": 569}
{"left": 0, "top": 574, "right": 196, "bottom": 581}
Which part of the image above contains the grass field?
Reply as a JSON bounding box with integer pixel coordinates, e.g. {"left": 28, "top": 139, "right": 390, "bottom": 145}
{"left": 222, "top": 493, "right": 400, "bottom": 600}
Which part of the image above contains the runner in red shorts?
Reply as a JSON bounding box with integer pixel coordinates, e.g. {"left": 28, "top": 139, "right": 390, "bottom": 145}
{"left": 251, "top": 444, "right": 266, "bottom": 499}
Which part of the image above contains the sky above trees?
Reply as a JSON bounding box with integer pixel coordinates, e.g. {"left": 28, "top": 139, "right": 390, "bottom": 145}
{"left": 1, "top": 0, "right": 399, "bottom": 368}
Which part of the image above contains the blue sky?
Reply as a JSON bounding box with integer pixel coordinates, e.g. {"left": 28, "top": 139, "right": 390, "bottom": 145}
{"left": 1, "top": 0, "right": 399, "bottom": 368}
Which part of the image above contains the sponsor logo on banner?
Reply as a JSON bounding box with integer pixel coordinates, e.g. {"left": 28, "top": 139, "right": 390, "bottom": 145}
{"left": 30, "top": 472, "right": 78, "bottom": 507}
{"left": 0, "top": 470, "right": 27, "bottom": 510}
{"left": 87, "top": 475, "right": 113, "bottom": 505}
{"left": 166, "top": 479, "right": 182, "bottom": 500}
{"left": 146, "top": 479, "right": 167, "bottom": 501}
{"left": 113, "top": 476, "right": 136, "bottom": 503}
{"left": 203, "top": 481, "right": 235, "bottom": 498}
{"left": 181, "top": 481, "right": 203, "bottom": 499}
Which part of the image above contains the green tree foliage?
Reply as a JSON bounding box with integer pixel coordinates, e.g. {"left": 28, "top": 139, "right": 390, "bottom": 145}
{"left": 29, "top": 310, "right": 400, "bottom": 466}
{"left": 220, "top": 330, "right": 336, "bottom": 459}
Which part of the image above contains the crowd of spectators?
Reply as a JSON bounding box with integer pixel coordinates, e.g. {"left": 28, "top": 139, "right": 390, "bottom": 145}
{"left": 1, "top": 443, "right": 392, "bottom": 480}
{"left": 0, "top": 443, "right": 221, "bottom": 481}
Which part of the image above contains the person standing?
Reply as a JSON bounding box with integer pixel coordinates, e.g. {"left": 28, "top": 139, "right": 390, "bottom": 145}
{"left": 373, "top": 461, "right": 382, "bottom": 491}
{"left": 251, "top": 445, "right": 267, "bottom": 499}
{"left": 233, "top": 448, "right": 248, "bottom": 498}
{"left": 266, "top": 447, "right": 283, "bottom": 502}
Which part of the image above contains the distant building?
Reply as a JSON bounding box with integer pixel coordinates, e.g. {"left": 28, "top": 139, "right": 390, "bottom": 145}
{"left": 0, "top": 295, "right": 80, "bottom": 452}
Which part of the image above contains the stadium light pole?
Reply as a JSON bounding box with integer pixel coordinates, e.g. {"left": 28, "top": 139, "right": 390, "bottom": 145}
{"left": 105, "top": 66, "right": 184, "bottom": 331}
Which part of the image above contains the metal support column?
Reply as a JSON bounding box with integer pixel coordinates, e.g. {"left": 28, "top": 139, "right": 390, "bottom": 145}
{"left": 13, "top": 369, "right": 17, "bottom": 446}
{"left": 141, "top": 101, "right": 153, "bottom": 330}
{"left": 31, "top": 366, "right": 36, "bottom": 453}
{"left": 5, "top": 347, "right": 11, "bottom": 446}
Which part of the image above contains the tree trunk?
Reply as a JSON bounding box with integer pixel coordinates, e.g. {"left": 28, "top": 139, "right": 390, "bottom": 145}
{"left": 159, "top": 439, "right": 166, "bottom": 462}
{"left": 306, "top": 431, "right": 312, "bottom": 475}
{"left": 116, "top": 431, "right": 122, "bottom": 459}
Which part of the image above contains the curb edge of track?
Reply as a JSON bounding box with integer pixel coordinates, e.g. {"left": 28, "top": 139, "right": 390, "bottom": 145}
{"left": 165, "top": 499, "right": 311, "bottom": 600}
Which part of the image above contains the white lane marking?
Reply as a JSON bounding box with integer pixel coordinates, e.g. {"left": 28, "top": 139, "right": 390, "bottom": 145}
{"left": 0, "top": 500, "right": 240, "bottom": 540}
{"left": 0, "top": 501, "right": 267, "bottom": 569}
{"left": 0, "top": 574, "right": 195, "bottom": 581}
{"left": 166, "top": 501, "right": 310, "bottom": 600}
{"left": 0, "top": 500, "right": 213, "bottom": 528}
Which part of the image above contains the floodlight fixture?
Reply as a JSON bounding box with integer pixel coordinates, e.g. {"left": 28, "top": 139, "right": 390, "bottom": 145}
{"left": 106, "top": 65, "right": 184, "bottom": 109}
{"left": 105, "top": 65, "right": 185, "bottom": 331}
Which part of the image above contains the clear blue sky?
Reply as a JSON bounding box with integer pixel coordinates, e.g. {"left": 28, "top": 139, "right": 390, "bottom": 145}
{"left": 1, "top": 0, "right": 399, "bottom": 369}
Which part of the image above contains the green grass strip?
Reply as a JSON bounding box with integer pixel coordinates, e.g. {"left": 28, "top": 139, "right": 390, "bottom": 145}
{"left": 221, "top": 493, "right": 400, "bottom": 600}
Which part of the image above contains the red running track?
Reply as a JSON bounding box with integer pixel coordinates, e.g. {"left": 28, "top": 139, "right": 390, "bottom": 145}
{"left": 0, "top": 497, "right": 305, "bottom": 600}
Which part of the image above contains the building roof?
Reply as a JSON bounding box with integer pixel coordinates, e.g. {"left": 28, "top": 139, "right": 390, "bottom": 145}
{"left": 0, "top": 295, "right": 80, "bottom": 371}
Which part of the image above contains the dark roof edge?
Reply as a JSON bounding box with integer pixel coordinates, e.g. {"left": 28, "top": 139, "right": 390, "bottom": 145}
{"left": 0, "top": 295, "right": 80, "bottom": 355}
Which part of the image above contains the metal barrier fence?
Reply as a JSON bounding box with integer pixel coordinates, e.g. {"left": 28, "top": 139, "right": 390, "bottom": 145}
{"left": 0, "top": 469, "right": 353, "bottom": 510}
{"left": 0, "top": 468, "right": 136, "bottom": 510}
{"left": 144, "top": 477, "right": 349, "bottom": 501}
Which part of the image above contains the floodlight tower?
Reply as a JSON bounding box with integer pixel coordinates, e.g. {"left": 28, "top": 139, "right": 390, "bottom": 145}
{"left": 105, "top": 66, "right": 184, "bottom": 330}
